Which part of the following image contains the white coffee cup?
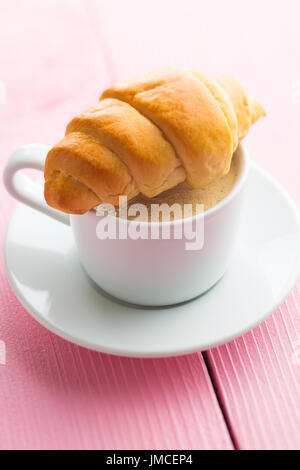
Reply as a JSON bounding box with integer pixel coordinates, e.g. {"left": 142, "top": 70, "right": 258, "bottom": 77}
{"left": 3, "top": 143, "right": 249, "bottom": 306}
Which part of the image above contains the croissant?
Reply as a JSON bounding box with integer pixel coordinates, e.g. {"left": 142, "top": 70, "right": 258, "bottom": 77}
{"left": 44, "top": 68, "right": 265, "bottom": 214}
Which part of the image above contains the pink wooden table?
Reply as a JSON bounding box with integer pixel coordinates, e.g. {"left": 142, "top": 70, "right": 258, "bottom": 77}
{"left": 0, "top": 0, "right": 300, "bottom": 450}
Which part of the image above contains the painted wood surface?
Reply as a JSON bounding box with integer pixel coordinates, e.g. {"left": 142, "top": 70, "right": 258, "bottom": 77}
{"left": 96, "top": 0, "right": 300, "bottom": 449}
{"left": 0, "top": 0, "right": 299, "bottom": 450}
{"left": 0, "top": 0, "right": 232, "bottom": 450}
{"left": 206, "top": 286, "right": 300, "bottom": 450}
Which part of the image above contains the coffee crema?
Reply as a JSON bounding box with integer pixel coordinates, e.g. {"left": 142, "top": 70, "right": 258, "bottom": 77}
{"left": 95, "top": 149, "right": 242, "bottom": 222}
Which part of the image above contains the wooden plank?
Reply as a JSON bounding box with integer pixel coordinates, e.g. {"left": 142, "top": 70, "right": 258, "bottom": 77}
{"left": 96, "top": 0, "right": 300, "bottom": 450}
{"left": 0, "top": 306, "right": 232, "bottom": 450}
{"left": 0, "top": 0, "right": 232, "bottom": 450}
{"left": 206, "top": 280, "right": 300, "bottom": 450}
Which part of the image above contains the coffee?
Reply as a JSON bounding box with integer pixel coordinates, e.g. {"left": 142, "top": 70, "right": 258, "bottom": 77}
{"left": 96, "top": 148, "right": 242, "bottom": 222}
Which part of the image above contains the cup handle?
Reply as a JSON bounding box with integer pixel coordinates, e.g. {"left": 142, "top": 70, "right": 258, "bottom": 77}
{"left": 3, "top": 144, "right": 70, "bottom": 225}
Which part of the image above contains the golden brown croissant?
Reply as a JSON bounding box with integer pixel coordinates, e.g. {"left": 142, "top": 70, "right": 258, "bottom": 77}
{"left": 44, "top": 68, "right": 265, "bottom": 214}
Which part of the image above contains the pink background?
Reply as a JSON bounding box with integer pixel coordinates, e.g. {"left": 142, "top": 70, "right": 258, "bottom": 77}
{"left": 0, "top": 0, "right": 300, "bottom": 449}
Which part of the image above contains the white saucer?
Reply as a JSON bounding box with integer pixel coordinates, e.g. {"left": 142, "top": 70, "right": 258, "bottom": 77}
{"left": 4, "top": 164, "right": 300, "bottom": 357}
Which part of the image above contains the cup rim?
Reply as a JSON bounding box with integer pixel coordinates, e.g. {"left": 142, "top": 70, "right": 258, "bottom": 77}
{"left": 86, "top": 142, "right": 249, "bottom": 227}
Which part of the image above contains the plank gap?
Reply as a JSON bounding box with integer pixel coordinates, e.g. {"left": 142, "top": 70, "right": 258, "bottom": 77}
{"left": 202, "top": 351, "right": 239, "bottom": 450}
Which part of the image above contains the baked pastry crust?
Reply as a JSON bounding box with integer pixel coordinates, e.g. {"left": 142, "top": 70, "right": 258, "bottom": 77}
{"left": 44, "top": 67, "right": 265, "bottom": 214}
